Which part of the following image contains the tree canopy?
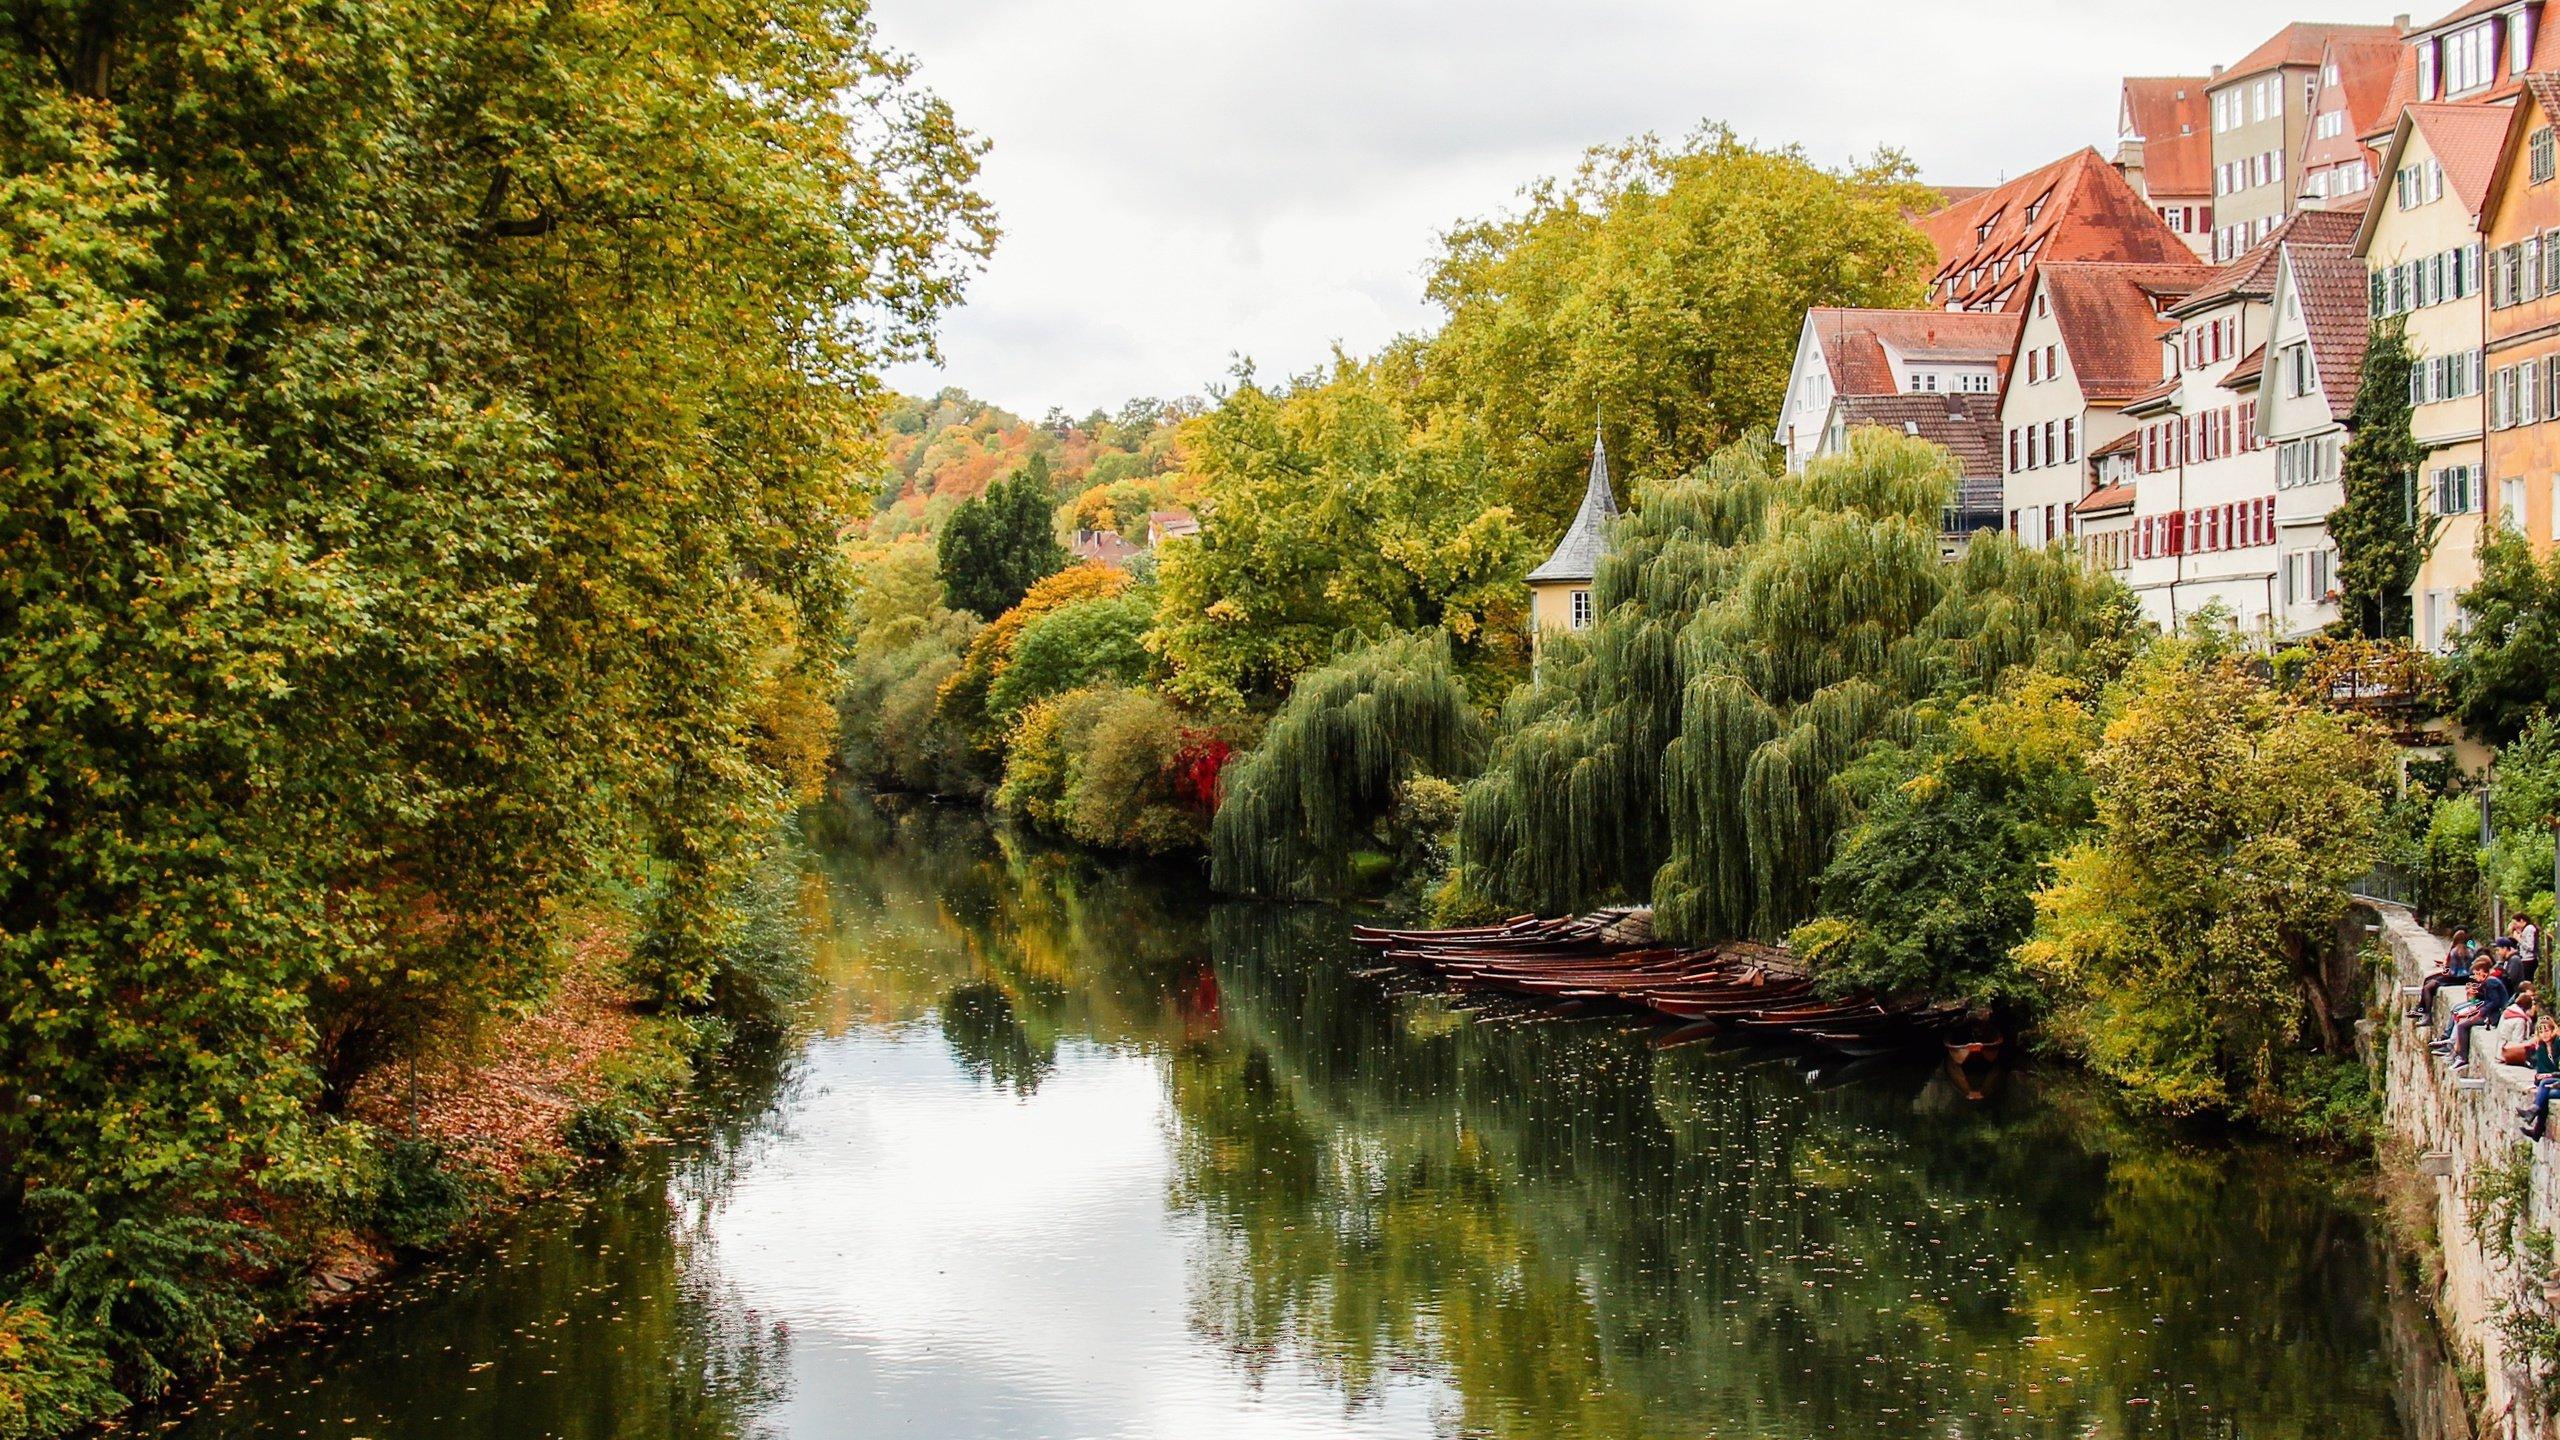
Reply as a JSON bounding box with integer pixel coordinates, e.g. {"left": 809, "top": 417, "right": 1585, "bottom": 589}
{"left": 939, "top": 454, "right": 1067, "bottom": 618}
{"left": 2020, "top": 648, "right": 2386, "bottom": 1120}
{"left": 1148, "top": 362, "right": 1533, "bottom": 711}
{"left": 1456, "top": 432, "right": 2130, "bottom": 941}
{"left": 2447, "top": 526, "right": 2560, "bottom": 745}
{"left": 1, "top": 0, "right": 989, "bottom": 1406}
{"left": 1416, "top": 127, "right": 1939, "bottom": 535}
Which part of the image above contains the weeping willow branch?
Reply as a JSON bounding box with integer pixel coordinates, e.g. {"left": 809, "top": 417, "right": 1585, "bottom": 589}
{"left": 1460, "top": 431, "right": 2133, "bottom": 941}
{"left": 1211, "top": 633, "right": 1484, "bottom": 898}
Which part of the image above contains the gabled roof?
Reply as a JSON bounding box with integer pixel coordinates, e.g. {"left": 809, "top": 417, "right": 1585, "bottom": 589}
{"left": 2283, "top": 242, "right": 2375, "bottom": 422}
{"left": 2170, "top": 208, "right": 2363, "bottom": 316}
{"left": 2483, "top": 75, "right": 2560, "bottom": 230}
{"left": 2120, "top": 77, "right": 2214, "bottom": 198}
{"left": 1833, "top": 394, "right": 2003, "bottom": 480}
{"left": 2032, "top": 261, "right": 2217, "bottom": 400}
{"left": 1804, "top": 308, "right": 2021, "bottom": 397}
{"left": 2216, "top": 21, "right": 2403, "bottom": 83}
{"left": 1528, "top": 431, "right": 1619, "bottom": 585}
{"left": 2392, "top": 3, "right": 2560, "bottom": 109}
{"left": 2089, "top": 429, "right": 2141, "bottom": 460}
{"left": 2303, "top": 37, "right": 2412, "bottom": 174}
{"left": 2359, "top": 100, "right": 2519, "bottom": 251}
{"left": 1918, "top": 149, "right": 2194, "bottom": 312}
{"left": 2416, "top": 100, "right": 2518, "bottom": 212}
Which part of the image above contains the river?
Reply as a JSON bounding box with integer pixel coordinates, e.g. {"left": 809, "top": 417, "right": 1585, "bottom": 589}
{"left": 169, "top": 794, "right": 2456, "bottom": 1438}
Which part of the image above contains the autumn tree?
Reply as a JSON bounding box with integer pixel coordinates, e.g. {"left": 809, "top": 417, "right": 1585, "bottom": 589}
{"left": 2332, "top": 319, "right": 2431, "bottom": 639}
{"left": 1418, "top": 126, "right": 1939, "bottom": 534}
{"left": 1148, "top": 361, "right": 1533, "bottom": 710}
{"left": 0, "top": 0, "right": 989, "bottom": 1413}
{"left": 2019, "top": 649, "right": 2387, "bottom": 1122}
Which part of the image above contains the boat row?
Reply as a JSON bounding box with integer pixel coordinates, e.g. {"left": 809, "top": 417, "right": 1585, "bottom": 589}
{"left": 1350, "top": 912, "right": 1999, "bottom": 1062}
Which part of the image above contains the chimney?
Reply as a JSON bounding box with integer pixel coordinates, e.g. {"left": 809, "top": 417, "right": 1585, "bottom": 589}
{"left": 2210, "top": 63, "right": 2225, "bottom": 79}
{"left": 2394, "top": 13, "right": 2412, "bottom": 32}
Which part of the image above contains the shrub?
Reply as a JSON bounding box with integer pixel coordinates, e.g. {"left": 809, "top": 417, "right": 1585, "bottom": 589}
{"left": 369, "top": 1138, "right": 472, "bottom": 1250}
{"left": 0, "top": 1298, "right": 121, "bottom": 1439}
{"left": 24, "top": 1194, "right": 278, "bottom": 1402}
{"left": 985, "top": 591, "right": 1154, "bottom": 727}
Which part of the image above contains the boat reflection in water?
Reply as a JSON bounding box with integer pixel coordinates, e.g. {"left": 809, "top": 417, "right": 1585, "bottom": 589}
{"left": 171, "top": 795, "right": 2446, "bottom": 1439}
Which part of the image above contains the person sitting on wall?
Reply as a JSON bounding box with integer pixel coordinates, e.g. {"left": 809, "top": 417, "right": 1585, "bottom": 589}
{"left": 2504, "top": 925, "right": 2540, "bottom": 989}
{"left": 2444, "top": 967, "right": 2513, "bottom": 1072}
{"left": 2522, "top": 1013, "right": 2560, "bottom": 1140}
{"left": 2413, "top": 929, "right": 2478, "bottom": 1024}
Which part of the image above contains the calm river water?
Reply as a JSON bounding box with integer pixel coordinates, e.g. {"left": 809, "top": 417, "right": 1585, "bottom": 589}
{"left": 171, "top": 795, "right": 2457, "bottom": 1439}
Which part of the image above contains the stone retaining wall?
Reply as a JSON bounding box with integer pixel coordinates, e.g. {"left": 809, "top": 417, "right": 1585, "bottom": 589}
{"left": 2372, "top": 899, "right": 2559, "bottom": 1439}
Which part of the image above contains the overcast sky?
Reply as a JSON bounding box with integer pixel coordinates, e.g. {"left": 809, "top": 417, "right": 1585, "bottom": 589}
{"left": 870, "top": 0, "right": 2395, "bottom": 417}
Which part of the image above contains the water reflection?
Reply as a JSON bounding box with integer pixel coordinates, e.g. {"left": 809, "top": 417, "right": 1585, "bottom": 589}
{"left": 170, "top": 795, "right": 2438, "bottom": 1438}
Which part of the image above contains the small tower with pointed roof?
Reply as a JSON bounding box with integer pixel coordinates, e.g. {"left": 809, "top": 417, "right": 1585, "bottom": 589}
{"left": 1526, "top": 427, "right": 1618, "bottom": 654}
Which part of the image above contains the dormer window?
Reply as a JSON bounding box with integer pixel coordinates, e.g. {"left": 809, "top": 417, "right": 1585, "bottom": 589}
{"left": 2445, "top": 21, "right": 2496, "bottom": 96}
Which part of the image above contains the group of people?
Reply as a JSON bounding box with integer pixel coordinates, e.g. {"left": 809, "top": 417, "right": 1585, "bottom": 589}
{"left": 2411, "top": 917, "right": 2555, "bottom": 1138}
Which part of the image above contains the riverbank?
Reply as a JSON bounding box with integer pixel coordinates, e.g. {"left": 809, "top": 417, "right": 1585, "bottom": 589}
{"left": 2373, "top": 899, "right": 2560, "bottom": 1439}
{"left": 0, "top": 913, "right": 714, "bottom": 1440}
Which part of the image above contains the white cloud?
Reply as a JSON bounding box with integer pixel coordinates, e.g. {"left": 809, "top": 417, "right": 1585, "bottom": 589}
{"left": 872, "top": 0, "right": 2384, "bottom": 414}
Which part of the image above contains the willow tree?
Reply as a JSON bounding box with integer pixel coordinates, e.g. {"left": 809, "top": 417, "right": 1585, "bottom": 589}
{"left": 1458, "top": 432, "right": 2130, "bottom": 941}
{"left": 1454, "top": 445, "right": 1779, "bottom": 916}
{"left": 1211, "top": 634, "right": 1483, "bottom": 898}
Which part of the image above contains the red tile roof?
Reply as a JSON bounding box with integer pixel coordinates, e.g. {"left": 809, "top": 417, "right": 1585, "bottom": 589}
{"left": 2220, "top": 21, "right": 2403, "bottom": 81}
{"left": 2286, "top": 241, "right": 2374, "bottom": 422}
{"left": 2120, "top": 77, "right": 2214, "bottom": 199}
{"left": 2170, "top": 208, "right": 2363, "bottom": 316}
{"left": 2076, "top": 481, "right": 2138, "bottom": 515}
{"left": 1834, "top": 394, "right": 2003, "bottom": 480}
{"left": 2033, "top": 261, "right": 2217, "bottom": 400}
{"left": 2303, "top": 37, "right": 2411, "bottom": 174}
{"left": 2088, "top": 429, "right": 2141, "bottom": 460}
{"left": 1805, "top": 308, "right": 2021, "bottom": 397}
{"left": 2222, "top": 343, "right": 2269, "bottom": 390}
{"left": 1918, "top": 149, "right": 2195, "bottom": 312}
{"left": 2412, "top": 100, "right": 2520, "bottom": 213}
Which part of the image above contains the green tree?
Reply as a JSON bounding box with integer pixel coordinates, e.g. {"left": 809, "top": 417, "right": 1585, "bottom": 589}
{"left": 2332, "top": 319, "right": 2431, "bottom": 639}
{"left": 2020, "top": 650, "right": 2387, "bottom": 1121}
{"left": 1148, "top": 362, "right": 1533, "bottom": 710}
{"left": 0, "top": 0, "right": 989, "bottom": 1412}
{"left": 938, "top": 455, "right": 1067, "bottom": 617}
{"left": 1418, "top": 126, "right": 1938, "bottom": 534}
{"left": 1456, "top": 432, "right": 2129, "bottom": 939}
{"left": 1792, "top": 673, "right": 2102, "bottom": 1008}
{"left": 1212, "top": 634, "right": 1484, "bottom": 898}
{"left": 985, "top": 590, "right": 1153, "bottom": 726}
{"left": 2446, "top": 525, "right": 2560, "bottom": 744}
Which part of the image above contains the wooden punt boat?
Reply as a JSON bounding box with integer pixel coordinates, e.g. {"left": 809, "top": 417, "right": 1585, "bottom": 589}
{"left": 1944, "top": 1035, "right": 2006, "bottom": 1067}
{"left": 1635, "top": 986, "right": 1817, "bottom": 1020}
{"left": 1808, "top": 1028, "right": 1921, "bottom": 1058}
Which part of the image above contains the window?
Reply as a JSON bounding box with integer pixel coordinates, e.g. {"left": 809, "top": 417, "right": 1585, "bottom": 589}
{"left": 2552, "top": 475, "right": 2560, "bottom": 542}
{"left": 1571, "top": 589, "right": 1592, "bottom": 629}
{"left": 2432, "top": 463, "right": 2482, "bottom": 515}
{"left": 2517, "top": 8, "right": 2538, "bottom": 75}
{"left": 2418, "top": 38, "right": 2438, "bottom": 100}
{"left": 2027, "top": 350, "right": 2040, "bottom": 383}
{"left": 2064, "top": 417, "right": 2077, "bottom": 464}
{"left": 2536, "top": 129, "right": 2558, "bottom": 186}
{"left": 2252, "top": 76, "right": 2268, "bottom": 122}
{"left": 2284, "top": 343, "right": 2314, "bottom": 398}
{"left": 2007, "top": 428, "right": 2020, "bottom": 473}
{"left": 2505, "top": 476, "right": 2528, "bottom": 530}
{"left": 2446, "top": 21, "right": 2497, "bottom": 95}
